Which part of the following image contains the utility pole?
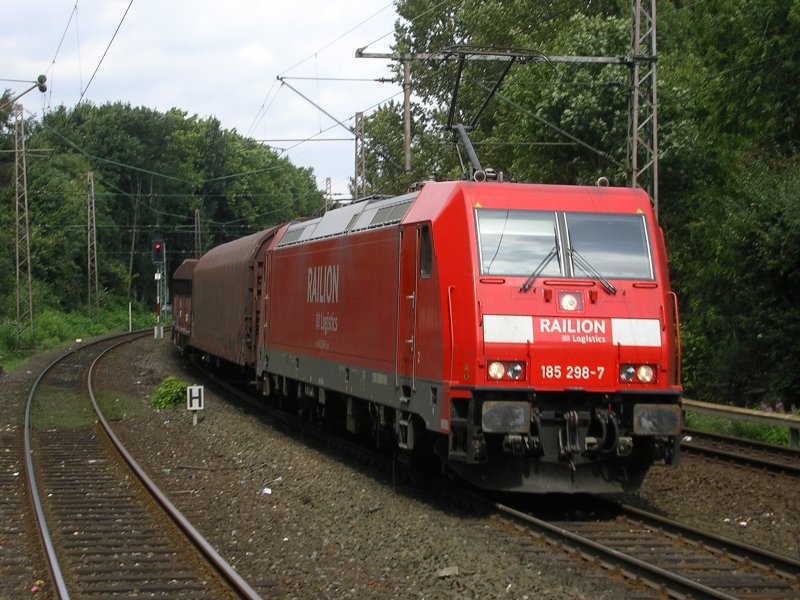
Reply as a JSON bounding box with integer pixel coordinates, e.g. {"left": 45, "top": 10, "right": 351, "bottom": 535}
{"left": 13, "top": 104, "right": 34, "bottom": 347}
{"left": 194, "top": 208, "right": 201, "bottom": 258}
{"left": 127, "top": 181, "right": 140, "bottom": 300}
{"left": 87, "top": 172, "right": 100, "bottom": 315}
{"left": 354, "top": 112, "right": 366, "bottom": 200}
{"left": 356, "top": 0, "right": 660, "bottom": 215}
{"left": 325, "top": 177, "right": 332, "bottom": 212}
{"left": 402, "top": 60, "right": 411, "bottom": 172}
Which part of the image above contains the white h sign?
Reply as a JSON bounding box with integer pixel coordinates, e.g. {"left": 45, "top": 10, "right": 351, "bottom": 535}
{"left": 187, "top": 385, "right": 204, "bottom": 415}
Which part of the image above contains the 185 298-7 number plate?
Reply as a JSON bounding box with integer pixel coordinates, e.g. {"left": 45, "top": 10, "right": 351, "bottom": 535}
{"left": 539, "top": 365, "right": 606, "bottom": 381}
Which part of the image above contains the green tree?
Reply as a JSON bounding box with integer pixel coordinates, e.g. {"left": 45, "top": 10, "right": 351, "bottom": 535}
{"left": 1, "top": 101, "right": 322, "bottom": 321}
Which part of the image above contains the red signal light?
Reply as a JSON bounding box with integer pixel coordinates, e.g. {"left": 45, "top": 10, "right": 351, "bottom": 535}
{"left": 152, "top": 238, "right": 165, "bottom": 263}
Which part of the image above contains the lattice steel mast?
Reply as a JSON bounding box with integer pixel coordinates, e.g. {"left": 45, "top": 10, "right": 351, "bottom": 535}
{"left": 13, "top": 104, "right": 34, "bottom": 347}
{"left": 356, "top": 1, "right": 660, "bottom": 216}
{"left": 628, "top": 0, "right": 659, "bottom": 216}
{"left": 354, "top": 111, "right": 366, "bottom": 200}
{"left": 87, "top": 172, "right": 100, "bottom": 314}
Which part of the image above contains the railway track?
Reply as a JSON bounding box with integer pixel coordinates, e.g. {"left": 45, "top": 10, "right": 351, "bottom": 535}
{"left": 22, "top": 332, "right": 263, "bottom": 599}
{"left": 682, "top": 427, "right": 800, "bottom": 475}
{"left": 206, "top": 366, "right": 800, "bottom": 599}
{"left": 496, "top": 499, "right": 800, "bottom": 599}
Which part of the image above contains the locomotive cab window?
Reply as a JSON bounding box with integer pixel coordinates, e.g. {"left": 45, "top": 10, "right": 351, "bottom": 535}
{"left": 475, "top": 209, "right": 654, "bottom": 280}
{"left": 476, "top": 209, "right": 559, "bottom": 276}
{"left": 565, "top": 213, "right": 654, "bottom": 280}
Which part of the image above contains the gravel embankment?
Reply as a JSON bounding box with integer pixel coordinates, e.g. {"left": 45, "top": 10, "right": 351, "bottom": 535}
{"left": 3, "top": 335, "right": 799, "bottom": 599}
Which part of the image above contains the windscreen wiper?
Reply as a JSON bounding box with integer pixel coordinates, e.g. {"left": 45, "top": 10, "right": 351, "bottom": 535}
{"left": 570, "top": 249, "right": 617, "bottom": 295}
{"left": 520, "top": 246, "right": 557, "bottom": 292}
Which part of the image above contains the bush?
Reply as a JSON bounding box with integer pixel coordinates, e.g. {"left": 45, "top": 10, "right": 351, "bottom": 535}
{"left": 0, "top": 300, "right": 162, "bottom": 372}
{"left": 150, "top": 375, "right": 189, "bottom": 409}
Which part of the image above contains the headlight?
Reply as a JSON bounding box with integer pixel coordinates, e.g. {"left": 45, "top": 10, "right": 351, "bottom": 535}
{"left": 558, "top": 291, "right": 583, "bottom": 312}
{"left": 636, "top": 365, "right": 655, "bottom": 383}
{"left": 487, "top": 361, "right": 526, "bottom": 381}
{"left": 507, "top": 362, "right": 524, "bottom": 380}
{"left": 488, "top": 361, "right": 506, "bottom": 380}
{"left": 619, "top": 364, "right": 656, "bottom": 384}
{"left": 620, "top": 365, "right": 636, "bottom": 382}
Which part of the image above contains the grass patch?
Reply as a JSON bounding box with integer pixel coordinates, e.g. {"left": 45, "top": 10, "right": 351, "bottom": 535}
{"left": 684, "top": 411, "right": 795, "bottom": 446}
{"left": 94, "top": 390, "right": 150, "bottom": 421}
{"left": 30, "top": 389, "right": 96, "bottom": 430}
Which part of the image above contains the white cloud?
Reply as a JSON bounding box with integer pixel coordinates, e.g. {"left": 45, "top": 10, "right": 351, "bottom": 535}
{"left": 2, "top": 0, "right": 400, "bottom": 196}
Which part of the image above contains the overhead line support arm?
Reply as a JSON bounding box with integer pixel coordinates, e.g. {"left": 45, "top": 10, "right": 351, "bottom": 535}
{"left": 356, "top": 49, "right": 630, "bottom": 65}
{"left": 277, "top": 76, "right": 355, "bottom": 134}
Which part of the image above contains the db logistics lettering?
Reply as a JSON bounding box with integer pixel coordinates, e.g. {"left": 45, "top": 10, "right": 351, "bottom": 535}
{"left": 316, "top": 312, "right": 338, "bottom": 335}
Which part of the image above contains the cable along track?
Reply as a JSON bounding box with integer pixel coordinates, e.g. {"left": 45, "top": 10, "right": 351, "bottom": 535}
{"left": 24, "top": 333, "right": 261, "bottom": 599}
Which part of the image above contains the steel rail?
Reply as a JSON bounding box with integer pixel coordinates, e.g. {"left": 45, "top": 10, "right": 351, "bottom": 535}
{"left": 494, "top": 501, "right": 740, "bottom": 600}
{"left": 683, "top": 427, "right": 800, "bottom": 456}
{"left": 23, "top": 331, "right": 263, "bottom": 599}
{"left": 619, "top": 502, "right": 800, "bottom": 576}
{"left": 23, "top": 345, "right": 80, "bottom": 600}
{"left": 86, "top": 335, "right": 263, "bottom": 600}
{"left": 24, "top": 331, "right": 151, "bottom": 599}
{"left": 682, "top": 427, "right": 800, "bottom": 475}
{"left": 189, "top": 352, "right": 799, "bottom": 598}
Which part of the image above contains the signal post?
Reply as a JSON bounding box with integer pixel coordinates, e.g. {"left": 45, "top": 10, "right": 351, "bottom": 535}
{"left": 152, "top": 235, "right": 166, "bottom": 339}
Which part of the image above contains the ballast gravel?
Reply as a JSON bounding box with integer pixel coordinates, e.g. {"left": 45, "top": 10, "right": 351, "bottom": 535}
{"left": 3, "top": 335, "right": 799, "bottom": 599}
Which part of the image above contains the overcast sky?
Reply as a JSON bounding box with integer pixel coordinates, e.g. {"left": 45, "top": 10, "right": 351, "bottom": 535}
{"left": 2, "top": 0, "right": 401, "bottom": 198}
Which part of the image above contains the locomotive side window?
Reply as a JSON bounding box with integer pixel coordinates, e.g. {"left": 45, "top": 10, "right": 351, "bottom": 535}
{"left": 565, "top": 213, "right": 654, "bottom": 280}
{"left": 476, "top": 209, "right": 559, "bottom": 276}
{"left": 419, "top": 226, "right": 432, "bottom": 278}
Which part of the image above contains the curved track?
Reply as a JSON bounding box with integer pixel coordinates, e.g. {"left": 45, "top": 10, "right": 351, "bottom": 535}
{"left": 23, "top": 333, "right": 262, "bottom": 599}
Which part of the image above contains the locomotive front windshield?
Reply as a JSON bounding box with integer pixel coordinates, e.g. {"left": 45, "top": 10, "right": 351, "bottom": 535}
{"left": 476, "top": 209, "right": 654, "bottom": 280}
{"left": 476, "top": 210, "right": 560, "bottom": 277}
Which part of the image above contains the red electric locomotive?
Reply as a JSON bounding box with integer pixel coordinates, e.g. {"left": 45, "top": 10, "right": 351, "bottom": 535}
{"left": 175, "top": 179, "right": 681, "bottom": 495}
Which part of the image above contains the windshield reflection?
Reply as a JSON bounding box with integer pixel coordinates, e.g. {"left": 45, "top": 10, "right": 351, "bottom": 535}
{"left": 476, "top": 209, "right": 653, "bottom": 280}
{"left": 476, "top": 209, "right": 560, "bottom": 276}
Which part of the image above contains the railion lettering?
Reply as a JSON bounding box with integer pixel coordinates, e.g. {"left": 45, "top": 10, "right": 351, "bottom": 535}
{"left": 539, "top": 318, "right": 606, "bottom": 335}
{"left": 307, "top": 264, "right": 340, "bottom": 304}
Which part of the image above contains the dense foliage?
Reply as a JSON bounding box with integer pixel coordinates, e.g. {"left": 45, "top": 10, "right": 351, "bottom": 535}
{"left": 367, "top": 0, "right": 799, "bottom": 408}
{"left": 0, "top": 101, "right": 322, "bottom": 359}
{"left": 2, "top": 0, "right": 799, "bottom": 409}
